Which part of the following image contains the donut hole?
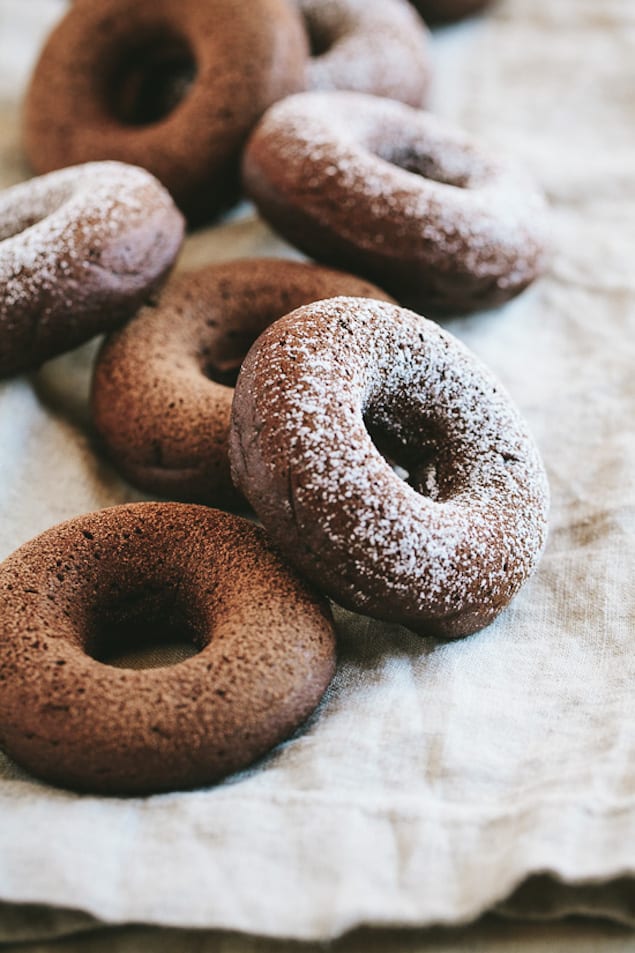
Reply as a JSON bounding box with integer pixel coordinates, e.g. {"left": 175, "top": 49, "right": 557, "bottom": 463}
{"left": 0, "top": 183, "right": 75, "bottom": 242}
{"left": 201, "top": 330, "right": 260, "bottom": 388}
{"left": 89, "top": 589, "right": 202, "bottom": 669}
{"left": 364, "top": 411, "right": 444, "bottom": 500}
{"left": 305, "top": 19, "right": 336, "bottom": 58}
{"left": 379, "top": 145, "right": 471, "bottom": 189}
{"left": 0, "top": 214, "right": 46, "bottom": 242}
{"left": 203, "top": 357, "right": 244, "bottom": 389}
{"left": 109, "top": 34, "right": 197, "bottom": 126}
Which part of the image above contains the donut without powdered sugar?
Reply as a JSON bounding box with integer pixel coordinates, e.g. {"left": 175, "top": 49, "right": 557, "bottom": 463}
{"left": 230, "top": 297, "right": 549, "bottom": 638}
{"left": 243, "top": 91, "right": 548, "bottom": 315}
{"left": 298, "top": 0, "right": 431, "bottom": 107}
{"left": 0, "top": 161, "right": 183, "bottom": 378}
{"left": 0, "top": 503, "right": 336, "bottom": 794}
{"left": 91, "top": 258, "right": 393, "bottom": 505}
{"left": 24, "top": 0, "right": 308, "bottom": 224}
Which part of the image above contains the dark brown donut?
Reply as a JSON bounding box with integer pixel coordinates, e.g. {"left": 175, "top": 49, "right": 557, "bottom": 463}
{"left": 0, "top": 503, "right": 336, "bottom": 795}
{"left": 243, "top": 92, "right": 548, "bottom": 314}
{"left": 24, "top": 0, "right": 308, "bottom": 224}
{"left": 91, "top": 258, "right": 393, "bottom": 505}
{"left": 298, "top": 0, "right": 431, "bottom": 107}
{"left": 229, "top": 297, "right": 549, "bottom": 638}
{"left": 0, "top": 161, "right": 184, "bottom": 379}
{"left": 410, "top": 0, "right": 493, "bottom": 24}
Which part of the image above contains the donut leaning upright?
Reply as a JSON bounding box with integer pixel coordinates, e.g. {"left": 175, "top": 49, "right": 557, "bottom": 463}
{"left": 24, "top": 0, "right": 308, "bottom": 223}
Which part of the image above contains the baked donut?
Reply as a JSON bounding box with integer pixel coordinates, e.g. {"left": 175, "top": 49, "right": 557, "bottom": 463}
{"left": 298, "top": 0, "right": 431, "bottom": 107}
{"left": 0, "top": 503, "right": 335, "bottom": 794}
{"left": 0, "top": 161, "right": 183, "bottom": 379}
{"left": 91, "top": 258, "right": 392, "bottom": 505}
{"left": 243, "top": 92, "right": 548, "bottom": 314}
{"left": 24, "top": 0, "right": 308, "bottom": 224}
{"left": 229, "top": 297, "right": 549, "bottom": 638}
{"left": 409, "top": 0, "right": 492, "bottom": 24}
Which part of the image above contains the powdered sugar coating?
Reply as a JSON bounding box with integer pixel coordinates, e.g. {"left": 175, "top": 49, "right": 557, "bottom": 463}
{"left": 230, "top": 297, "right": 549, "bottom": 637}
{"left": 0, "top": 161, "right": 184, "bottom": 377}
{"left": 298, "top": 0, "right": 431, "bottom": 107}
{"left": 243, "top": 92, "right": 548, "bottom": 314}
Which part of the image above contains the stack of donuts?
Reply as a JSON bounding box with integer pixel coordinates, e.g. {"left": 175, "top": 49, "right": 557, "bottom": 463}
{"left": 0, "top": 0, "right": 549, "bottom": 795}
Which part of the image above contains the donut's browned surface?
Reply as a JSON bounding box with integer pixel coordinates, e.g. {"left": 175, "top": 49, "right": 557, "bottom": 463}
{"left": 230, "top": 297, "right": 549, "bottom": 638}
{"left": 243, "top": 92, "right": 548, "bottom": 315}
{"left": 410, "top": 0, "right": 492, "bottom": 24}
{"left": 24, "top": 0, "right": 308, "bottom": 224}
{"left": 298, "top": 0, "right": 431, "bottom": 107}
{"left": 0, "top": 503, "right": 336, "bottom": 795}
{"left": 91, "top": 258, "right": 393, "bottom": 505}
{"left": 0, "top": 162, "right": 184, "bottom": 378}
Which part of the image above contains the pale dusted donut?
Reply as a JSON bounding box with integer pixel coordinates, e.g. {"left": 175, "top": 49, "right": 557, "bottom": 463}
{"left": 230, "top": 297, "right": 549, "bottom": 637}
{"left": 24, "top": 0, "right": 308, "bottom": 224}
{"left": 298, "top": 0, "right": 431, "bottom": 107}
{"left": 0, "top": 162, "right": 184, "bottom": 378}
{"left": 91, "top": 258, "right": 392, "bottom": 505}
{"left": 243, "top": 92, "right": 548, "bottom": 314}
{"left": 0, "top": 503, "right": 335, "bottom": 794}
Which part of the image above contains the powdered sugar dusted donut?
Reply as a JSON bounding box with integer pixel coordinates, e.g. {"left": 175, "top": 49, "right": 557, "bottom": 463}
{"left": 243, "top": 92, "right": 548, "bottom": 314}
{"left": 91, "top": 258, "right": 392, "bottom": 505}
{"left": 0, "top": 161, "right": 184, "bottom": 378}
{"left": 299, "top": 0, "right": 431, "bottom": 107}
{"left": 0, "top": 503, "right": 335, "bottom": 794}
{"left": 230, "top": 297, "right": 549, "bottom": 637}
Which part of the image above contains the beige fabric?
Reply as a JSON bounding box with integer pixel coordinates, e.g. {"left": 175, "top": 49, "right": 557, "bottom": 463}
{"left": 0, "top": 0, "right": 634, "bottom": 944}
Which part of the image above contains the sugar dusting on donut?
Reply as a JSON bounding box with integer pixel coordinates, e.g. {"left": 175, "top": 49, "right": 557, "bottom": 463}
{"left": 298, "top": 0, "right": 431, "bottom": 107}
{"left": 0, "top": 161, "right": 184, "bottom": 376}
{"left": 243, "top": 92, "right": 548, "bottom": 313}
{"left": 230, "top": 297, "right": 549, "bottom": 635}
{"left": 2, "top": 162, "right": 159, "bottom": 307}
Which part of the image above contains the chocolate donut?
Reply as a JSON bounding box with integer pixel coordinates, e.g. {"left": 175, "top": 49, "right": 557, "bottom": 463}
{"left": 410, "top": 0, "right": 493, "bottom": 24}
{"left": 24, "top": 0, "right": 308, "bottom": 224}
{"left": 91, "top": 258, "right": 392, "bottom": 505}
{"left": 230, "top": 297, "right": 549, "bottom": 638}
{"left": 0, "top": 161, "right": 183, "bottom": 379}
{"left": 299, "top": 0, "right": 431, "bottom": 107}
{"left": 243, "top": 92, "right": 548, "bottom": 314}
{"left": 0, "top": 503, "right": 336, "bottom": 794}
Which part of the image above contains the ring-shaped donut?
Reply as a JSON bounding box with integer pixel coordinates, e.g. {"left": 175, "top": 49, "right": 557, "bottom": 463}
{"left": 0, "top": 161, "right": 183, "bottom": 378}
{"left": 298, "top": 0, "right": 431, "bottom": 107}
{"left": 243, "top": 92, "right": 548, "bottom": 314}
{"left": 24, "top": 0, "right": 308, "bottom": 224}
{"left": 91, "top": 258, "right": 392, "bottom": 505}
{"left": 0, "top": 503, "right": 335, "bottom": 794}
{"left": 230, "top": 297, "right": 549, "bottom": 638}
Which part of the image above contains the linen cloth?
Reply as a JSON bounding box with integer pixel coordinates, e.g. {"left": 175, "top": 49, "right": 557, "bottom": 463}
{"left": 0, "top": 0, "right": 634, "bottom": 945}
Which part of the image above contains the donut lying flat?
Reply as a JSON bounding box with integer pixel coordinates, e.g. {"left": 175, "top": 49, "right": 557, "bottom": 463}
{"left": 230, "top": 297, "right": 549, "bottom": 638}
{"left": 410, "top": 0, "right": 492, "bottom": 24}
{"left": 298, "top": 0, "right": 431, "bottom": 107}
{"left": 0, "top": 162, "right": 183, "bottom": 378}
{"left": 243, "top": 92, "right": 547, "bottom": 314}
{"left": 0, "top": 503, "right": 335, "bottom": 794}
{"left": 24, "top": 0, "right": 308, "bottom": 224}
{"left": 92, "top": 258, "right": 392, "bottom": 505}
